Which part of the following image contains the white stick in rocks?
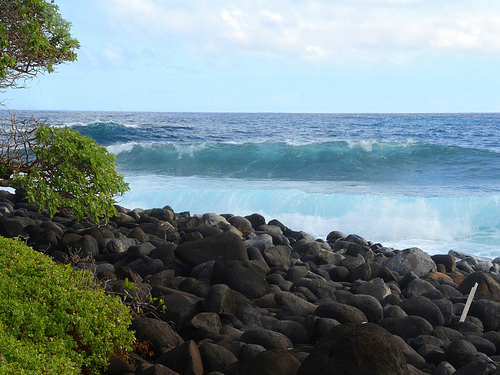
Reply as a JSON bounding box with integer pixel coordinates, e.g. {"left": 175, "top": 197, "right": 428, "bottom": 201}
{"left": 460, "top": 282, "right": 479, "bottom": 323}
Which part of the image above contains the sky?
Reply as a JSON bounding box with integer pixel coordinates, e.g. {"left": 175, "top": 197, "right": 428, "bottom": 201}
{"left": 4, "top": 0, "right": 500, "bottom": 113}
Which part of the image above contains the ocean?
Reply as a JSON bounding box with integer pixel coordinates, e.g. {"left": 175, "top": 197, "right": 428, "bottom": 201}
{"left": 5, "top": 111, "right": 500, "bottom": 258}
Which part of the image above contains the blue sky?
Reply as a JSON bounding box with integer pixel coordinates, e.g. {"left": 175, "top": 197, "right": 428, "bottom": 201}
{"left": 4, "top": 0, "right": 500, "bottom": 113}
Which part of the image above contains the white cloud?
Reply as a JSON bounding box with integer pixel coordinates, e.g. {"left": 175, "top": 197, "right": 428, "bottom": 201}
{"left": 98, "top": 0, "right": 500, "bottom": 64}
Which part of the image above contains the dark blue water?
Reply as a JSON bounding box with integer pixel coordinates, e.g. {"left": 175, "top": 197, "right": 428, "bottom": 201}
{"left": 6, "top": 110, "right": 500, "bottom": 257}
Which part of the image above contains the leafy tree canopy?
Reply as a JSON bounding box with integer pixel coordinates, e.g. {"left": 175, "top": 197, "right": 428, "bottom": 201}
{"left": 0, "top": 0, "right": 79, "bottom": 89}
{"left": 0, "top": 114, "right": 129, "bottom": 222}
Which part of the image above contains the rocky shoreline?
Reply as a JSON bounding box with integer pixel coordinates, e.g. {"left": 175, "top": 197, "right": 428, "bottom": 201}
{"left": 2, "top": 189, "right": 500, "bottom": 375}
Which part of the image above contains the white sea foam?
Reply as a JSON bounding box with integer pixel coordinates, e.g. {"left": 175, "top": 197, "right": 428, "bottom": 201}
{"left": 66, "top": 120, "right": 139, "bottom": 128}
{"left": 347, "top": 140, "right": 378, "bottom": 152}
{"left": 172, "top": 143, "right": 206, "bottom": 158}
{"left": 106, "top": 142, "right": 138, "bottom": 155}
{"left": 119, "top": 175, "right": 500, "bottom": 258}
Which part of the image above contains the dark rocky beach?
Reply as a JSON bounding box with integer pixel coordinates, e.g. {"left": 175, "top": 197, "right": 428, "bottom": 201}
{"left": 2, "top": 189, "right": 500, "bottom": 375}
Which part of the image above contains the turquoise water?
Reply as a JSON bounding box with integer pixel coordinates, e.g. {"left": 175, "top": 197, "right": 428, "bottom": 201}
{"left": 9, "top": 111, "right": 500, "bottom": 257}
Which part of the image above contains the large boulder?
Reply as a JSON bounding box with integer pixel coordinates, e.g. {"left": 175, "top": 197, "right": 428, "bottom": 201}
{"left": 355, "top": 277, "right": 392, "bottom": 302}
{"left": 335, "top": 291, "right": 384, "bottom": 323}
{"left": 155, "top": 340, "right": 203, "bottom": 375}
{"left": 182, "top": 312, "right": 221, "bottom": 341}
{"left": 198, "top": 342, "right": 238, "bottom": 374}
{"left": 210, "top": 257, "right": 270, "bottom": 299}
{"left": 125, "top": 255, "right": 165, "bottom": 278}
{"left": 130, "top": 317, "right": 184, "bottom": 357}
{"left": 384, "top": 248, "right": 436, "bottom": 277}
{"left": 175, "top": 232, "right": 248, "bottom": 267}
{"left": 400, "top": 296, "right": 445, "bottom": 327}
{"left": 296, "top": 323, "right": 409, "bottom": 375}
{"left": 457, "top": 272, "right": 500, "bottom": 302}
{"left": 203, "top": 284, "right": 236, "bottom": 315}
{"left": 262, "top": 245, "right": 292, "bottom": 269}
{"left": 274, "top": 291, "right": 317, "bottom": 317}
{"left": 244, "top": 234, "right": 274, "bottom": 252}
{"left": 239, "top": 326, "right": 293, "bottom": 350}
{"left": 468, "top": 299, "right": 500, "bottom": 331}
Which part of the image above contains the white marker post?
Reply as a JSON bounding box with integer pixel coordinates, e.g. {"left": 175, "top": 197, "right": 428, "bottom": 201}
{"left": 460, "top": 282, "right": 479, "bottom": 323}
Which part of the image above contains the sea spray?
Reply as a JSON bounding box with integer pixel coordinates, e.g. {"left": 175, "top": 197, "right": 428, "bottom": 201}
{"left": 120, "top": 176, "right": 500, "bottom": 257}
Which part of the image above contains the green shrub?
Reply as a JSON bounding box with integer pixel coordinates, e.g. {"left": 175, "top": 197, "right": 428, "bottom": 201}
{"left": 0, "top": 117, "right": 129, "bottom": 222}
{"left": 0, "top": 237, "right": 135, "bottom": 374}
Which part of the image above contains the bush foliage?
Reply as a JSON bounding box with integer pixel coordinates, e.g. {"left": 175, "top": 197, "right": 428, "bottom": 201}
{"left": 0, "top": 237, "right": 135, "bottom": 374}
{"left": 0, "top": 114, "right": 129, "bottom": 221}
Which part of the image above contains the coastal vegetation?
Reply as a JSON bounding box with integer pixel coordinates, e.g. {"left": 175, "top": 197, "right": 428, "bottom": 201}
{"left": 0, "top": 114, "right": 130, "bottom": 221}
{"left": 0, "top": 236, "right": 134, "bottom": 374}
{"left": 0, "top": 2, "right": 134, "bottom": 374}
{"left": 0, "top": 0, "right": 129, "bottom": 222}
